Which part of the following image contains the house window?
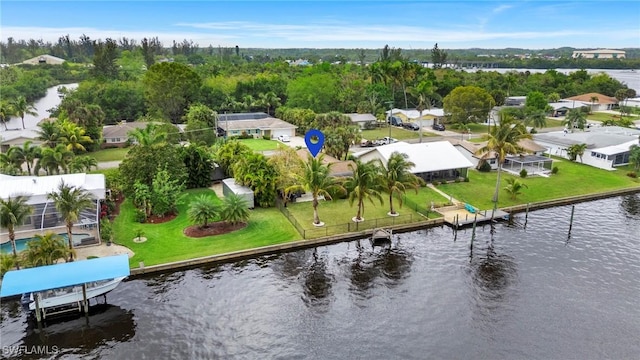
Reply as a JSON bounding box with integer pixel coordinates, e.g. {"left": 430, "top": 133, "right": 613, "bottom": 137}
{"left": 115, "top": 138, "right": 120, "bottom": 142}
{"left": 489, "top": 159, "right": 496, "bottom": 164}
{"left": 591, "top": 152, "right": 596, "bottom": 157}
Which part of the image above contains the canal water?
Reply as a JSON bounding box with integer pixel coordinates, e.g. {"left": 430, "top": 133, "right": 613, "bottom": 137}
{"left": 1, "top": 195, "right": 639, "bottom": 359}
{"left": 3, "top": 83, "right": 78, "bottom": 130}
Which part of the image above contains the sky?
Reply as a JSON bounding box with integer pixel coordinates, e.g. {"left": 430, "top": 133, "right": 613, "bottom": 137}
{"left": 1, "top": 1, "right": 639, "bottom": 49}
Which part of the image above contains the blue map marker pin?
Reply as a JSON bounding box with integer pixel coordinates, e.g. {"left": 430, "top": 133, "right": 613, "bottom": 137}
{"left": 304, "top": 129, "right": 325, "bottom": 158}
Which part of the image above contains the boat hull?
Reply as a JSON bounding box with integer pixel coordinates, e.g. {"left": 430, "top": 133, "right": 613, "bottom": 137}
{"left": 28, "top": 277, "right": 126, "bottom": 311}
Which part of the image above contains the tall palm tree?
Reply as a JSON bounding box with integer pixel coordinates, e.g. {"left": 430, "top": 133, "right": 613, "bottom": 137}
{"left": 345, "top": 159, "right": 384, "bottom": 222}
{"left": 629, "top": 144, "right": 640, "bottom": 171}
{"left": 381, "top": 152, "right": 423, "bottom": 216}
{"left": 410, "top": 80, "right": 437, "bottom": 143}
{"left": 589, "top": 95, "right": 599, "bottom": 114}
{"left": 0, "top": 195, "right": 33, "bottom": 269}
{"left": 477, "top": 116, "right": 531, "bottom": 217}
{"left": 36, "top": 121, "right": 62, "bottom": 148}
{"left": 11, "top": 96, "right": 38, "bottom": 130}
{"left": 188, "top": 195, "right": 220, "bottom": 229}
{"left": 286, "top": 154, "right": 345, "bottom": 226}
{"left": 22, "top": 232, "right": 74, "bottom": 267}
{"left": 47, "top": 180, "right": 95, "bottom": 260}
{"left": 563, "top": 109, "right": 587, "bottom": 132}
{"left": 0, "top": 101, "right": 14, "bottom": 131}
{"left": 69, "top": 155, "right": 98, "bottom": 173}
{"left": 59, "top": 120, "right": 92, "bottom": 153}
{"left": 128, "top": 123, "right": 167, "bottom": 146}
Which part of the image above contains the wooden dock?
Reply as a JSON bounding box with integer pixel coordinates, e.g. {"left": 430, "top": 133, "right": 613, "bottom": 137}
{"left": 436, "top": 204, "right": 509, "bottom": 227}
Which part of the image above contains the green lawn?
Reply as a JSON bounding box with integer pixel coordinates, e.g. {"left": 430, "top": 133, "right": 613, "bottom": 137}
{"left": 238, "top": 138, "right": 283, "bottom": 151}
{"left": 91, "top": 147, "right": 129, "bottom": 162}
{"left": 544, "top": 118, "right": 565, "bottom": 128}
{"left": 112, "top": 189, "right": 301, "bottom": 267}
{"left": 437, "top": 159, "right": 640, "bottom": 210}
{"left": 284, "top": 187, "right": 445, "bottom": 238}
{"left": 361, "top": 127, "right": 437, "bottom": 141}
{"left": 587, "top": 112, "right": 638, "bottom": 122}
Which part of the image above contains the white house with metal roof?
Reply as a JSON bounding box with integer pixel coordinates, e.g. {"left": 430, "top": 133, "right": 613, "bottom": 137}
{"left": 534, "top": 126, "right": 640, "bottom": 170}
{"left": 353, "top": 141, "right": 474, "bottom": 182}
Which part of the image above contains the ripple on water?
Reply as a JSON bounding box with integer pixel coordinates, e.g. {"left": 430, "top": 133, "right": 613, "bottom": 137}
{"left": 1, "top": 197, "right": 639, "bottom": 359}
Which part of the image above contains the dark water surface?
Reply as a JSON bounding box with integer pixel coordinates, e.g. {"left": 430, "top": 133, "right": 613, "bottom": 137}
{"left": 2, "top": 196, "right": 639, "bottom": 359}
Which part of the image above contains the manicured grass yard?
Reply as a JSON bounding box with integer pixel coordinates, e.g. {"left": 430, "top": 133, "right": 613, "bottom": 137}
{"left": 437, "top": 159, "right": 640, "bottom": 210}
{"left": 112, "top": 189, "right": 301, "bottom": 267}
{"left": 285, "top": 187, "right": 445, "bottom": 238}
{"left": 238, "top": 138, "right": 282, "bottom": 151}
{"left": 361, "top": 127, "right": 437, "bottom": 141}
{"left": 587, "top": 112, "right": 638, "bottom": 122}
{"left": 91, "top": 147, "right": 129, "bottom": 162}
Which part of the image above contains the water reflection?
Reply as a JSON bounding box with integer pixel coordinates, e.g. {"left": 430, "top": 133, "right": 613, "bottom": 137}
{"left": 8, "top": 304, "right": 135, "bottom": 359}
{"left": 300, "top": 249, "right": 334, "bottom": 308}
{"left": 620, "top": 194, "right": 640, "bottom": 219}
{"left": 346, "top": 240, "right": 414, "bottom": 300}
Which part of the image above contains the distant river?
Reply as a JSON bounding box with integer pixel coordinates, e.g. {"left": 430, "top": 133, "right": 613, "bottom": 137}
{"left": 4, "top": 83, "right": 78, "bottom": 130}
{"left": 2, "top": 195, "right": 639, "bottom": 359}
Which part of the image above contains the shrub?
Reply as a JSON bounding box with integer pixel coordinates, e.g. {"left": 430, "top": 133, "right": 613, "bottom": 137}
{"left": 520, "top": 169, "right": 528, "bottom": 178}
{"left": 134, "top": 209, "right": 147, "bottom": 223}
{"left": 263, "top": 135, "right": 270, "bottom": 141}
{"left": 454, "top": 178, "right": 461, "bottom": 183}
{"left": 627, "top": 172, "right": 638, "bottom": 178}
{"left": 87, "top": 256, "right": 99, "bottom": 259}
{"left": 464, "top": 177, "right": 470, "bottom": 182}
{"left": 551, "top": 166, "right": 559, "bottom": 174}
{"left": 432, "top": 181, "right": 440, "bottom": 186}
{"left": 477, "top": 161, "right": 492, "bottom": 172}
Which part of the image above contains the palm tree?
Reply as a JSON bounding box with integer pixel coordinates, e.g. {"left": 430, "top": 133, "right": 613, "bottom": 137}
{"left": 47, "top": 180, "right": 95, "bottom": 260}
{"left": 381, "top": 152, "right": 423, "bottom": 216}
{"left": 0, "top": 195, "right": 33, "bottom": 269}
{"left": 22, "top": 232, "right": 74, "bottom": 267}
{"left": 628, "top": 144, "right": 640, "bottom": 171}
{"left": 503, "top": 178, "right": 528, "bottom": 200}
{"left": 258, "top": 91, "right": 281, "bottom": 116}
{"left": 286, "top": 154, "right": 345, "bottom": 226}
{"left": 11, "top": 96, "right": 37, "bottom": 130}
{"left": 7, "top": 141, "right": 40, "bottom": 175}
{"left": 59, "top": 120, "right": 92, "bottom": 153}
{"left": 36, "top": 121, "right": 62, "bottom": 148}
{"left": 35, "top": 144, "right": 73, "bottom": 175}
{"left": 0, "top": 101, "right": 14, "bottom": 131}
{"left": 567, "top": 143, "right": 588, "bottom": 162}
{"left": 345, "top": 159, "right": 384, "bottom": 222}
{"left": 220, "top": 193, "right": 250, "bottom": 225}
{"left": 0, "top": 153, "right": 20, "bottom": 175}
{"left": 69, "top": 155, "right": 98, "bottom": 173}
{"left": 128, "top": 123, "right": 167, "bottom": 146}
{"left": 477, "top": 116, "right": 531, "bottom": 217}
{"left": 525, "top": 110, "right": 547, "bottom": 130}
{"left": 410, "top": 80, "right": 437, "bottom": 143}
{"left": 563, "top": 109, "right": 587, "bottom": 132}
{"left": 589, "top": 95, "right": 599, "bottom": 114}
{"left": 188, "top": 195, "right": 220, "bottom": 228}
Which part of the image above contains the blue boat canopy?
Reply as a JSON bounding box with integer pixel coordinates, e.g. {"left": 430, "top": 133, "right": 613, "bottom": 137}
{"left": 0, "top": 254, "right": 130, "bottom": 297}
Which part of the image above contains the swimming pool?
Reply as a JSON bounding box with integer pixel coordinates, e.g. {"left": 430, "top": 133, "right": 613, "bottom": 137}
{"left": 0, "top": 233, "right": 90, "bottom": 254}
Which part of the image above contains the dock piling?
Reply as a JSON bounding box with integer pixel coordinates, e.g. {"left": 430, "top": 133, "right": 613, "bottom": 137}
{"left": 568, "top": 205, "right": 575, "bottom": 234}
{"left": 524, "top": 203, "right": 530, "bottom": 228}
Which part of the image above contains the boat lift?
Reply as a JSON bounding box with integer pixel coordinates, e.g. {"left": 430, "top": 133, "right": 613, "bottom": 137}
{"left": 0, "top": 254, "right": 130, "bottom": 323}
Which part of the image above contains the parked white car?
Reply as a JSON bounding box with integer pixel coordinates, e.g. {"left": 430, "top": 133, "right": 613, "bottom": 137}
{"left": 277, "top": 134, "right": 290, "bottom": 142}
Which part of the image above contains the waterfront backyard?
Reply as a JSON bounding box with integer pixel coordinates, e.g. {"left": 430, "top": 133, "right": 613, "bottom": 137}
{"left": 109, "top": 156, "right": 639, "bottom": 268}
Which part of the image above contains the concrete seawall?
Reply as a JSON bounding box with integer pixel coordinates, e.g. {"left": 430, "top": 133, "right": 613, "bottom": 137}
{"left": 129, "top": 186, "right": 640, "bottom": 278}
{"left": 130, "top": 218, "right": 445, "bottom": 278}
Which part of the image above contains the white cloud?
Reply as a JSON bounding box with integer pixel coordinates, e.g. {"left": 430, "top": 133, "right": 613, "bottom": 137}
{"left": 492, "top": 4, "right": 513, "bottom": 14}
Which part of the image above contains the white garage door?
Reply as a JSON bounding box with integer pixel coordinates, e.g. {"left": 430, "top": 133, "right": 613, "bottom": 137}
{"left": 271, "top": 129, "right": 294, "bottom": 139}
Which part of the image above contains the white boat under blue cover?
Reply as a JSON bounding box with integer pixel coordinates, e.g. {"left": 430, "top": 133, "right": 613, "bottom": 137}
{"left": 0, "top": 254, "right": 130, "bottom": 297}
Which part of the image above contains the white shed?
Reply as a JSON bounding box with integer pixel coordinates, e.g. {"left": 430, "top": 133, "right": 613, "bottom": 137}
{"left": 222, "top": 178, "right": 254, "bottom": 209}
